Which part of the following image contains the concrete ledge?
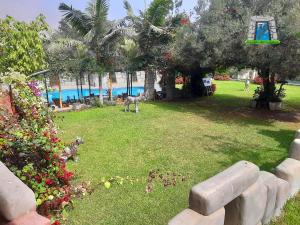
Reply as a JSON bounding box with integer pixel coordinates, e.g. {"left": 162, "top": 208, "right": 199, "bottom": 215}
{"left": 276, "top": 158, "right": 300, "bottom": 197}
{"left": 5, "top": 211, "right": 50, "bottom": 225}
{"left": 224, "top": 180, "right": 267, "bottom": 225}
{"left": 289, "top": 139, "right": 300, "bottom": 161}
{"left": 0, "top": 162, "right": 36, "bottom": 221}
{"left": 257, "top": 171, "right": 278, "bottom": 225}
{"left": 274, "top": 178, "right": 290, "bottom": 218}
{"left": 168, "top": 208, "right": 225, "bottom": 225}
{"left": 189, "top": 161, "right": 259, "bottom": 216}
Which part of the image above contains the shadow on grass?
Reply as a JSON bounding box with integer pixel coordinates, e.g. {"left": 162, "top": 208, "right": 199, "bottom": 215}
{"left": 258, "top": 129, "right": 295, "bottom": 149}
{"left": 203, "top": 133, "right": 289, "bottom": 172}
{"left": 149, "top": 93, "right": 300, "bottom": 126}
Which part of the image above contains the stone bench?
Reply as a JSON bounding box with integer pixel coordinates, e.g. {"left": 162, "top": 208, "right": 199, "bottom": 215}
{"left": 189, "top": 161, "right": 259, "bottom": 216}
{"left": 276, "top": 158, "right": 300, "bottom": 197}
{"left": 168, "top": 208, "right": 225, "bottom": 225}
{"left": 289, "top": 139, "right": 300, "bottom": 161}
{"left": 0, "top": 162, "right": 50, "bottom": 225}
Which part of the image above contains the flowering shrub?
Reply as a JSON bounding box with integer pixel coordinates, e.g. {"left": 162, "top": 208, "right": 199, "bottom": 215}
{"left": 180, "top": 18, "right": 189, "bottom": 26}
{"left": 213, "top": 75, "right": 231, "bottom": 81}
{"left": 0, "top": 73, "right": 73, "bottom": 221}
{"left": 253, "top": 76, "right": 264, "bottom": 85}
{"left": 175, "top": 76, "right": 184, "bottom": 85}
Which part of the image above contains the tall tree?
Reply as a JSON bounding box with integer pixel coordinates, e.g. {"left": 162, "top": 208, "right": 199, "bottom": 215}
{"left": 196, "top": 0, "right": 300, "bottom": 103}
{"left": 0, "top": 15, "right": 47, "bottom": 76}
{"left": 124, "top": 0, "right": 175, "bottom": 99}
{"left": 59, "top": 0, "right": 125, "bottom": 105}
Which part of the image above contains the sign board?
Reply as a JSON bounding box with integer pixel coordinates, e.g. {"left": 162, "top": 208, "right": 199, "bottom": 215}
{"left": 246, "top": 16, "right": 280, "bottom": 45}
{"left": 202, "top": 78, "right": 212, "bottom": 87}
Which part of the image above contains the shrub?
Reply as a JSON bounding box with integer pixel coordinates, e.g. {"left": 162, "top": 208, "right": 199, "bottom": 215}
{"left": 175, "top": 76, "right": 184, "bottom": 84}
{"left": 253, "top": 76, "right": 264, "bottom": 85}
{"left": 213, "top": 75, "right": 231, "bottom": 81}
{"left": 0, "top": 73, "right": 73, "bottom": 220}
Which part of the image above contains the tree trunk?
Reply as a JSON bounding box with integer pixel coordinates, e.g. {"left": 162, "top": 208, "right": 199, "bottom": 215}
{"left": 98, "top": 74, "right": 103, "bottom": 105}
{"left": 109, "top": 71, "right": 113, "bottom": 101}
{"left": 43, "top": 77, "right": 49, "bottom": 105}
{"left": 80, "top": 73, "right": 83, "bottom": 102}
{"left": 144, "top": 69, "right": 155, "bottom": 100}
{"left": 76, "top": 77, "right": 80, "bottom": 101}
{"left": 165, "top": 72, "right": 176, "bottom": 100}
{"left": 88, "top": 74, "right": 92, "bottom": 97}
{"left": 58, "top": 75, "right": 63, "bottom": 108}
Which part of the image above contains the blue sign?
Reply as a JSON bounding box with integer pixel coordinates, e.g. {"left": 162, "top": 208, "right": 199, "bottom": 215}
{"left": 255, "top": 21, "right": 270, "bottom": 41}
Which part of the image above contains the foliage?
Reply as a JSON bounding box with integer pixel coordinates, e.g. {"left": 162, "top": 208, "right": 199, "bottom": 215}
{"left": 175, "top": 76, "right": 183, "bottom": 84}
{"left": 213, "top": 75, "right": 231, "bottom": 81}
{"left": 253, "top": 76, "right": 264, "bottom": 85}
{"left": 253, "top": 84, "right": 286, "bottom": 102}
{"left": 59, "top": 0, "right": 125, "bottom": 69}
{"left": 195, "top": 0, "right": 300, "bottom": 103}
{"left": 0, "top": 16, "right": 47, "bottom": 75}
{"left": 124, "top": 0, "right": 184, "bottom": 98}
{"left": 0, "top": 73, "right": 73, "bottom": 219}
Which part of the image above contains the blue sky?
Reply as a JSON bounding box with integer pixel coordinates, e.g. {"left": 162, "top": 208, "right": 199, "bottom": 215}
{"left": 0, "top": 0, "right": 198, "bottom": 28}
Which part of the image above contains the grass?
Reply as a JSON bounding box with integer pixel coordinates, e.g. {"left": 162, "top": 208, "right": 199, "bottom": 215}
{"left": 56, "top": 81, "right": 300, "bottom": 225}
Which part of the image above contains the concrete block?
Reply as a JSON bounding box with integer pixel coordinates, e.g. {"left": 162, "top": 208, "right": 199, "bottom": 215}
{"left": 257, "top": 171, "right": 278, "bottom": 225}
{"left": 168, "top": 208, "right": 225, "bottom": 225}
{"left": 0, "top": 162, "right": 36, "bottom": 221}
{"left": 6, "top": 211, "right": 50, "bottom": 225}
{"left": 189, "top": 161, "right": 259, "bottom": 216}
{"left": 274, "top": 178, "right": 290, "bottom": 218}
{"left": 276, "top": 158, "right": 300, "bottom": 197}
{"left": 224, "top": 180, "right": 267, "bottom": 225}
{"left": 289, "top": 139, "right": 300, "bottom": 161}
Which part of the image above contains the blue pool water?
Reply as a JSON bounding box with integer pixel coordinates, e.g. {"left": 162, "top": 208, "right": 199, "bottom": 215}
{"left": 45, "top": 87, "right": 144, "bottom": 103}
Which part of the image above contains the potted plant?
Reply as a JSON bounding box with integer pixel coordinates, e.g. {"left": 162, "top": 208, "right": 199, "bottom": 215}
{"left": 251, "top": 86, "right": 262, "bottom": 108}
{"left": 268, "top": 82, "right": 287, "bottom": 111}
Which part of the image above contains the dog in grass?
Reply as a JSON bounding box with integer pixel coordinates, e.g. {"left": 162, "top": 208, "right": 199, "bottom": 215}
{"left": 124, "top": 93, "right": 146, "bottom": 113}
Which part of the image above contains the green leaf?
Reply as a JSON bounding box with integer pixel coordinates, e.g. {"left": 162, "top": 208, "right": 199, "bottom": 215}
{"left": 104, "top": 181, "right": 111, "bottom": 189}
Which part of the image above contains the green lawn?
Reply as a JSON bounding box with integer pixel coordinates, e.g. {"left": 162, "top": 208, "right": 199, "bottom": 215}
{"left": 56, "top": 81, "right": 300, "bottom": 225}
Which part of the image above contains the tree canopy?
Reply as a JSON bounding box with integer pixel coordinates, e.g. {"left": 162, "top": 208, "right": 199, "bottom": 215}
{"left": 0, "top": 15, "right": 48, "bottom": 75}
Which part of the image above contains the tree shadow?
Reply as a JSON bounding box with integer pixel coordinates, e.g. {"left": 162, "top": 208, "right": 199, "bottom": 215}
{"left": 258, "top": 129, "right": 295, "bottom": 149}
{"left": 202, "top": 134, "right": 288, "bottom": 172}
{"left": 149, "top": 93, "right": 300, "bottom": 126}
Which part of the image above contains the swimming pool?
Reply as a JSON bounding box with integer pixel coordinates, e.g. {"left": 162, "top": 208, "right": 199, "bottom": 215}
{"left": 45, "top": 87, "right": 144, "bottom": 103}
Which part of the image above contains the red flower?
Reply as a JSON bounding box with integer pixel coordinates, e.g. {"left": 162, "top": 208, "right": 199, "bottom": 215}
{"left": 52, "top": 220, "right": 60, "bottom": 225}
{"left": 45, "top": 178, "right": 54, "bottom": 186}
{"left": 63, "top": 195, "right": 70, "bottom": 202}
{"left": 180, "top": 18, "right": 189, "bottom": 25}
{"left": 34, "top": 175, "right": 42, "bottom": 183}
{"left": 50, "top": 137, "right": 60, "bottom": 143}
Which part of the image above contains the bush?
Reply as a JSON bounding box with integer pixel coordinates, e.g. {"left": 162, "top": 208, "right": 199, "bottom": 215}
{"left": 0, "top": 73, "right": 73, "bottom": 220}
{"left": 175, "top": 76, "right": 184, "bottom": 84}
{"left": 253, "top": 76, "right": 264, "bottom": 85}
{"left": 213, "top": 75, "right": 231, "bottom": 81}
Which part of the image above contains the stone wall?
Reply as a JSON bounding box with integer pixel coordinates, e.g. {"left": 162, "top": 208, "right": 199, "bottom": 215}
{"left": 0, "top": 162, "right": 50, "bottom": 225}
{"left": 168, "top": 129, "right": 300, "bottom": 225}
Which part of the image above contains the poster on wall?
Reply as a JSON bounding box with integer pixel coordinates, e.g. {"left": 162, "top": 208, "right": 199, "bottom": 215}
{"left": 246, "top": 16, "right": 280, "bottom": 45}
{"left": 202, "top": 78, "right": 212, "bottom": 87}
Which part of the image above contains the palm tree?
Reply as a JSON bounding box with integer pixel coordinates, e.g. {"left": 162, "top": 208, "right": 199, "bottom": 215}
{"left": 124, "top": 0, "right": 174, "bottom": 99}
{"left": 59, "top": 0, "right": 126, "bottom": 105}
{"left": 45, "top": 29, "right": 84, "bottom": 108}
{"left": 119, "top": 39, "right": 139, "bottom": 95}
